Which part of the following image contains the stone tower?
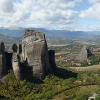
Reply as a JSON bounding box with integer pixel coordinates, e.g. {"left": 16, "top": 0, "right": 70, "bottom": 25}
{"left": 75, "top": 46, "right": 92, "bottom": 62}
{"left": 12, "top": 53, "right": 22, "bottom": 80}
{"left": 0, "top": 42, "right": 7, "bottom": 78}
{"left": 8, "top": 43, "right": 22, "bottom": 80}
{"left": 22, "top": 30, "right": 53, "bottom": 79}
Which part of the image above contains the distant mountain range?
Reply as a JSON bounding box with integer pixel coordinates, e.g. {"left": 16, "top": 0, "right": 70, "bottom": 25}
{"left": 0, "top": 27, "right": 100, "bottom": 48}
{"left": 0, "top": 34, "right": 20, "bottom": 45}
{"left": 0, "top": 27, "right": 100, "bottom": 39}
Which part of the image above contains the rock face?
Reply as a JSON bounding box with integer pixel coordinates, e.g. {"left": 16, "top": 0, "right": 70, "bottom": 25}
{"left": 0, "top": 42, "right": 7, "bottom": 79}
{"left": 0, "top": 30, "right": 57, "bottom": 81}
{"left": 17, "top": 43, "right": 22, "bottom": 54}
{"left": 8, "top": 43, "right": 18, "bottom": 53}
{"left": 75, "top": 46, "right": 92, "bottom": 62}
{"left": 8, "top": 43, "right": 22, "bottom": 80}
{"left": 22, "top": 30, "right": 53, "bottom": 79}
{"left": 12, "top": 53, "right": 22, "bottom": 80}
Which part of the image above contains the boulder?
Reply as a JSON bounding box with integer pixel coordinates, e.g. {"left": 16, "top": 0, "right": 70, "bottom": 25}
{"left": 1, "top": 75, "right": 7, "bottom": 84}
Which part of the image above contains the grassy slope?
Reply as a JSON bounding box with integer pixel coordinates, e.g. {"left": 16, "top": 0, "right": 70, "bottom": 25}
{"left": 0, "top": 67, "right": 100, "bottom": 100}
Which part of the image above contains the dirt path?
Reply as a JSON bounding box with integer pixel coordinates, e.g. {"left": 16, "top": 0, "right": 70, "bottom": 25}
{"left": 69, "top": 64, "right": 100, "bottom": 71}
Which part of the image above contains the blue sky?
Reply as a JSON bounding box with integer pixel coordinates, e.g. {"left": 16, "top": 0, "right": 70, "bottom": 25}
{"left": 0, "top": 0, "right": 100, "bottom": 31}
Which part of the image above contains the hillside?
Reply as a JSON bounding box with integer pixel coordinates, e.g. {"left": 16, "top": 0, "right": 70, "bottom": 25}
{"left": 0, "top": 34, "right": 21, "bottom": 51}
{"left": 0, "top": 34, "right": 20, "bottom": 43}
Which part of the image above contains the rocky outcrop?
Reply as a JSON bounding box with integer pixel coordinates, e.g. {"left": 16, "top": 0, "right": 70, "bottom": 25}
{"left": 22, "top": 30, "right": 53, "bottom": 79}
{"left": 12, "top": 53, "right": 22, "bottom": 80}
{"left": 0, "top": 42, "right": 7, "bottom": 79}
{"left": 8, "top": 43, "right": 22, "bottom": 80}
{"left": 17, "top": 43, "right": 22, "bottom": 54}
{"left": 1, "top": 75, "right": 7, "bottom": 84}
{"left": 75, "top": 46, "right": 92, "bottom": 62}
{"left": 0, "top": 30, "right": 57, "bottom": 81}
{"left": 87, "top": 47, "right": 93, "bottom": 57}
{"left": 8, "top": 43, "right": 18, "bottom": 53}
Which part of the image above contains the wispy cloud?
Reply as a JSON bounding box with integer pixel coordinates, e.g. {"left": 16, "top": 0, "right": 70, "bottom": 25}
{"left": 83, "top": 25, "right": 100, "bottom": 31}
{"left": 79, "top": 3, "right": 100, "bottom": 20}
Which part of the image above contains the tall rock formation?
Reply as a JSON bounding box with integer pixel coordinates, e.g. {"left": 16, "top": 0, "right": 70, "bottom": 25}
{"left": 75, "top": 46, "right": 92, "bottom": 62}
{"left": 0, "top": 30, "right": 57, "bottom": 81}
{"left": 12, "top": 53, "right": 22, "bottom": 80}
{"left": 8, "top": 43, "right": 18, "bottom": 53}
{"left": 22, "top": 30, "right": 53, "bottom": 79}
{"left": 8, "top": 43, "right": 22, "bottom": 80}
{"left": 0, "top": 42, "right": 7, "bottom": 78}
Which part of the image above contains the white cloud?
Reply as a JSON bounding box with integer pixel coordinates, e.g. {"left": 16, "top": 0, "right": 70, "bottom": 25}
{"left": 0, "top": 0, "right": 14, "bottom": 13}
{"left": 29, "top": 9, "right": 78, "bottom": 25}
{"left": 55, "top": 25, "right": 78, "bottom": 31}
{"left": 88, "top": 0, "right": 100, "bottom": 4}
{"left": 82, "top": 25, "right": 100, "bottom": 31}
{"left": 79, "top": 4, "right": 100, "bottom": 20}
{"left": 0, "top": 0, "right": 81, "bottom": 29}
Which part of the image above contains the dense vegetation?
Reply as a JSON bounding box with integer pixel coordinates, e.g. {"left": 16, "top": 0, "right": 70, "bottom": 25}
{"left": 89, "top": 55, "right": 100, "bottom": 65}
{"left": 0, "top": 67, "right": 100, "bottom": 100}
{"left": 1, "top": 41, "right": 100, "bottom": 99}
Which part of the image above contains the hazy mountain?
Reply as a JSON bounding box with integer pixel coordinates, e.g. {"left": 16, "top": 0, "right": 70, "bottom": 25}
{"left": 0, "top": 28, "right": 100, "bottom": 39}
{"left": 0, "top": 33, "right": 20, "bottom": 44}
{"left": 0, "top": 27, "right": 100, "bottom": 39}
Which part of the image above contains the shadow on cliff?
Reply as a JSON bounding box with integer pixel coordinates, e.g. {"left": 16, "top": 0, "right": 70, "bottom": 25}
{"left": 20, "top": 63, "right": 43, "bottom": 84}
{"left": 20, "top": 62, "right": 77, "bottom": 83}
{"left": 55, "top": 67, "right": 78, "bottom": 79}
{"left": 5, "top": 52, "right": 13, "bottom": 71}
